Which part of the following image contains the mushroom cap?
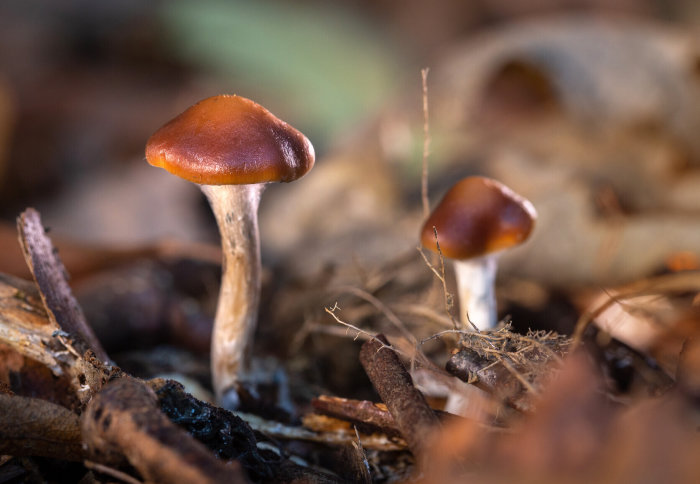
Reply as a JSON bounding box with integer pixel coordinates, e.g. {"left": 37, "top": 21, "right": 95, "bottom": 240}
{"left": 420, "top": 176, "right": 536, "bottom": 259}
{"left": 145, "top": 95, "right": 315, "bottom": 185}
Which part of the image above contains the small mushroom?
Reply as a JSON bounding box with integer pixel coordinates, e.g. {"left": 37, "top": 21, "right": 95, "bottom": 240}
{"left": 146, "top": 95, "right": 314, "bottom": 407}
{"left": 420, "top": 176, "right": 536, "bottom": 330}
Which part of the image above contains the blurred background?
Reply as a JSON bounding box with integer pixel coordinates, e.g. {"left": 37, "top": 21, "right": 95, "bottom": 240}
{"left": 1, "top": 0, "right": 699, "bottom": 245}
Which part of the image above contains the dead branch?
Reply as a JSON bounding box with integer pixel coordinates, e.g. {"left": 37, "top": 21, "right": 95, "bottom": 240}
{"left": 17, "top": 208, "right": 109, "bottom": 362}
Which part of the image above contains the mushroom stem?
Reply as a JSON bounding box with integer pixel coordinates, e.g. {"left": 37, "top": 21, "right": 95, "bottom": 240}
{"left": 200, "top": 183, "right": 264, "bottom": 405}
{"left": 454, "top": 255, "right": 498, "bottom": 330}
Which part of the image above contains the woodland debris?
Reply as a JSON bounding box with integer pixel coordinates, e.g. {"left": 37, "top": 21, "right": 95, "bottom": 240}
{"left": 0, "top": 392, "right": 82, "bottom": 460}
{"left": 0, "top": 272, "right": 115, "bottom": 409}
{"left": 246, "top": 411, "right": 405, "bottom": 452}
{"left": 446, "top": 326, "right": 569, "bottom": 412}
{"left": 149, "top": 378, "right": 344, "bottom": 483}
{"left": 312, "top": 395, "right": 401, "bottom": 437}
{"left": 17, "top": 208, "right": 109, "bottom": 362}
{"left": 81, "top": 376, "right": 250, "bottom": 484}
{"left": 359, "top": 334, "right": 440, "bottom": 459}
{"left": 311, "top": 395, "right": 466, "bottom": 438}
{"left": 147, "top": 378, "right": 272, "bottom": 481}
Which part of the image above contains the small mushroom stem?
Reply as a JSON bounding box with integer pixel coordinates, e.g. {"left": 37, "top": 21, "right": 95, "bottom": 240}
{"left": 453, "top": 255, "right": 498, "bottom": 330}
{"left": 200, "top": 183, "right": 264, "bottom": 405}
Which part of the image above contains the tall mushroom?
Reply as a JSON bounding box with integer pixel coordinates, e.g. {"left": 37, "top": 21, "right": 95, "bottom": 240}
{"left": 145, "top": 95, "right": 314, "bottom": 407}
{"left": 420, "top": 176, "right": 536, "bottom": 330}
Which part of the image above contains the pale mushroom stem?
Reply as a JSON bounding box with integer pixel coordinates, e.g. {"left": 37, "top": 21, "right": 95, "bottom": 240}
{"left": 454, "top": 255, "right": 498, "bottom": 331}
{"left": 200, "top": 183, "right": 265, "bottom": 406}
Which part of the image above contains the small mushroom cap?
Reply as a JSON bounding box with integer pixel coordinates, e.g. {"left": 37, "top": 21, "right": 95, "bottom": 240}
{"left": 146, "top": 95, "right": 315, "bottom": 185}
{"left": 420, "top": 176, "right": 536, "bottom": 259}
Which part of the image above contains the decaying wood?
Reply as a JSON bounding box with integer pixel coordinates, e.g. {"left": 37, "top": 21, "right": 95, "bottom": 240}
{"left": 359, "top": 334, "right": 440, "bottom": 459}
{"left": 0, "top": 393, "right": 82, "bottom": 460}
{"left": 82, "top": 376, "right": 250, "bottom": 484}
{"left": 16, "top": 208, "right": 109, "bottom": 363}
{"left": 0, "top": 273, "right": 114, "bottom": 408}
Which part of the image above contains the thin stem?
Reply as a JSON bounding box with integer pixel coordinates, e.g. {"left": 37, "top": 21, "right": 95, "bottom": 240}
{"left": 454, "top": 256, "right": 498, "bottom": 331}
{"left": 201, "top": 183, "right": 264, "bottom": 404}
{"left": 420, "top": 67, "right": 431, "bottom": 220}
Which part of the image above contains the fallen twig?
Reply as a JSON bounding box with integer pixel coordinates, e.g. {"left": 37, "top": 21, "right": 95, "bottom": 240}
{"left": 17, "top": 208, "right": 109, "bottom": 362}
{"left": 359, "top": 334, "right": 440, "bottom": 459}
{"left": 312, "top": 395, "right": 401, "bottom": 437}
{"left": 311, "top": 394, "right": 472, "bottom": 439}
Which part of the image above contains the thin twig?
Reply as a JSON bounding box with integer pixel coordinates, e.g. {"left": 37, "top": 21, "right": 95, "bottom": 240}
{"left": 324, "top": 304, "right": 377, "bottom": 342}
{"left": 433, "top": 227, "right": 467, "bottom": 330}
{"left": 330, "top": 285, "right": 417, "bottom": 345}
{"left": 83, "top": 461, "right": 143, "bottom": 484}
{"left": 417, "top": 246, "right": 445, "bottom": 281}
{"left": 421, "top": 67, "right": 431, "bottom": 220}
{"left": 17, "top": 208, "right": 110, "bottom": 362}
{"left": 390, "top": 303, "right": 455, "bottom": 329}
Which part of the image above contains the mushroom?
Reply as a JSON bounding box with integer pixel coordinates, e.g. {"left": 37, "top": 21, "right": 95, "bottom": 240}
{"left": 145, "top": 95, "right": 314, "bottom": 407}
{"left": 420, "top": 176, "right": 536, "bottom": 330}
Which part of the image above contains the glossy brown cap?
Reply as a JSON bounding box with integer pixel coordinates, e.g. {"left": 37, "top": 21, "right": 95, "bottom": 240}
{"left": 146, "top": 95, "right": 315, "bottom": 185}
{"left": 420, "top": 176, "right": 536, "bottom": 259}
